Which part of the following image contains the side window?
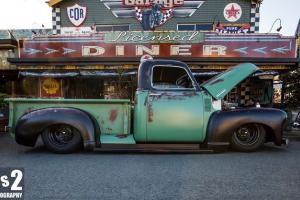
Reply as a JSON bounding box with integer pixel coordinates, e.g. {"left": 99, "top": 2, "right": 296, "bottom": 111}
{"left": 152, "top": 66, "right": 194, "bottom": 89}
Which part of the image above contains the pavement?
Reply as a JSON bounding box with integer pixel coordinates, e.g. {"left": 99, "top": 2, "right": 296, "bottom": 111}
{"left": 0, "top": 132, "right": 300, "bottom": 200}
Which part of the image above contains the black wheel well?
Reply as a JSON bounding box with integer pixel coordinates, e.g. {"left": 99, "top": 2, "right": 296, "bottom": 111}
{"left": 259, "top": 124, "right": 275, "bottom": 143}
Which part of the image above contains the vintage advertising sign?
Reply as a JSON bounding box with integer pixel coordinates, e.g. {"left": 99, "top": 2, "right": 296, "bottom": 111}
{"left": 224, "top": 3, "right": 242, "bottom": 22}
{"left": 100, "top": 0, "right": 205, "bottom": 30}
{"left": 0, "top": 51, "right": 13, "bottom": 69}
{"left": 215, "top": 24, "right": 250, "bottom": 34}
{"left": 67, "top": 4, "right": 87, "bottom": 26}
{"left": 40, "top": 78, "right": 62, "bottom": 98}
{"left": 20, "top": 32, "right": 297, "bottom": 59}
{"left": 61, "top": 27, "right": 93, "bottom": 35}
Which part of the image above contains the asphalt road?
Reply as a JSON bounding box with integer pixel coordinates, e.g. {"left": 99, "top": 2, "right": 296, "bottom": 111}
{"left": 0, "top": 132, "right": 300, "bottom": 200}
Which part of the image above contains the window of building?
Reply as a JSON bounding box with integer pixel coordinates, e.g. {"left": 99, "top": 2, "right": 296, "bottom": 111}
{"left": 177, "top": 24, "right": 213, "bottom": 31}
{"left": 95, "top": 25, "right": 130, "bottom": 32}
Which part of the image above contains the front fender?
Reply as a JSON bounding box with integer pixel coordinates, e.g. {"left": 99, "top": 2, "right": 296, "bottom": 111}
{"left": 207, "top": 108, "right": 287, "bottom": 147}
{"left": 15, "top": 108, "right": 98, "bottom": 150}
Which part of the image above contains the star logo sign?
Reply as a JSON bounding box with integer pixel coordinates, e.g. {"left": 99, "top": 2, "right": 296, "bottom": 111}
{"left": 224, "top": 3, "right": 242, "bottom": 22}
{"left": 226, "top": 4, "right": 240, "bottom": 18}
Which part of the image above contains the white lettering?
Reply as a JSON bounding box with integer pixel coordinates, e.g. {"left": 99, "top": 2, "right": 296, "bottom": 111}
{"left": 1, "top": 176, "right": 9, "bottom": 187}
{"left": 203, "top": 45, "right": 227, "bottom": 56}
{"left": 171, "top": 45, "right": 191, "bottom": 56}
{"left": 136, "top": 45, "right": 160, "bottom": 56}
{"left": 11, "top": 170, "right": 23, "bottom": 191}
{"left": 82, "top": 46, "right": 105, "bottom": 56}
{"left": 123, "top": 0, "right": 183, "bottom": 8}
{"left": 116, "top": 45, "right": 125, "bottom": 56}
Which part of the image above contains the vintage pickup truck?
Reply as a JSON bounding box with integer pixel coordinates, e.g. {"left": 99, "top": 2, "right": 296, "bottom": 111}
{"left": 6, "top": 59, "right": 288, "bottom": 153}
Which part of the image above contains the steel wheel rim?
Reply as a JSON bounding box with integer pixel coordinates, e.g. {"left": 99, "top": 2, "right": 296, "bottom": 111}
{"left": 47, "top": 125, "right": 74, "bottom": 147}
{"left": 234, "top": 125, "right": 260, "bottom": 146}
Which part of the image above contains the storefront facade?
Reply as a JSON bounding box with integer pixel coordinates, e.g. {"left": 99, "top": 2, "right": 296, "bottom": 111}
{"left": 8, "top": 31, "right": 298, "bottom": 106}
{"left": 49, "top": 0, "right": 261, "bottom": 34}
{"left": 2, "top": 0, "right": 300, "bottom": 108}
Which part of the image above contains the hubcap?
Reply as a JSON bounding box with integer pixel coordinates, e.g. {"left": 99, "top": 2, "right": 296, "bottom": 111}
{"left": 235, "top": 125, "right": 260, "bottom": 146}
{"left": 48, "top": 125, "right": 74, "bottom": 146}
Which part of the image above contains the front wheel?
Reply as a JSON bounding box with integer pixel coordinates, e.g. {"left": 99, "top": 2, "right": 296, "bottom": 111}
{"left": 42, "top": 124, "right": 82, "bottom": 153}
{"left": 231, "top": 124, "right": 266, "bottom": 152}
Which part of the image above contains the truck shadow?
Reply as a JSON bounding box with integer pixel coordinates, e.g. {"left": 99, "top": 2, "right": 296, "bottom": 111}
{"left": 22, "top": 143, "right": 290, "bottom": 155}
{"left": 19, "top": 135, "right": 294, "bottom": 155}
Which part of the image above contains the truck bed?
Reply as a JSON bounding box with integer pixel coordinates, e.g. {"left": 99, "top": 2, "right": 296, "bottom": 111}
{"left": 7, "top": 98, "right": 132, "bottom": 138}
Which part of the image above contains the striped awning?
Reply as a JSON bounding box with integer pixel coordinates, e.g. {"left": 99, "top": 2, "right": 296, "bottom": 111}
{"left": 19, "top": 71, "right": 137, "bottom": 78}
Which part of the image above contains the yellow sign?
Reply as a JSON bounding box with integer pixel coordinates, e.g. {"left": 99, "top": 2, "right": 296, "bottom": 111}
{"left": 42, "top": 78, "right": 60, "bottom": 95}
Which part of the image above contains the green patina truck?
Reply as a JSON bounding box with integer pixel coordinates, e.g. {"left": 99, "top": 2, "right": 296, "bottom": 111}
{"left": 6, "top": 59, "right": 288, "bottom": 153}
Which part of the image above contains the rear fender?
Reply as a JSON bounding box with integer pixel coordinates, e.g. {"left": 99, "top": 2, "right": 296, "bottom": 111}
{"left": 207, "top": 108, "right": 287, "bottom": 146}
{"left": 15, "top": 108, "right": 98, "bottom": 150}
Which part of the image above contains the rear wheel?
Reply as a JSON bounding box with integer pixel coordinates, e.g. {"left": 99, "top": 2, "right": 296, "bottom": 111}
{"left": 42, "top": 124, "right": 82, "bottom": 153}
{"left": 231, "top": 124, "right": 266, "bottom": 152}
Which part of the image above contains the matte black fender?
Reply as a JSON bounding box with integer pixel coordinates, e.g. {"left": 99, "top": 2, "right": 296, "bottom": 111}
{"left": 207, "top": 108, "right": 287, "bottom": 148}
{"left": 15, "top": 108, "right": 99, "bottom": 150}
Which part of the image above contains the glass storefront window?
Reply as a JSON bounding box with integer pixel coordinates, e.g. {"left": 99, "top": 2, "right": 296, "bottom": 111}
{"left": 96, "top": 25, "right": 130, "bottom": 32}
{"left": 177, "top": 24, "right": 213, "bottom": 31}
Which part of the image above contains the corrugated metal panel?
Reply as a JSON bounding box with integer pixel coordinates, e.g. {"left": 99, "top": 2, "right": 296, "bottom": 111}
{"left": 59, "top": 0, "right": 140, "bottom": 29}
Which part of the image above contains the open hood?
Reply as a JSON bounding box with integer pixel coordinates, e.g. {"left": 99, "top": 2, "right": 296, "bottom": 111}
{"left": 201, "top": 63, "right": 259, "bottom": 100}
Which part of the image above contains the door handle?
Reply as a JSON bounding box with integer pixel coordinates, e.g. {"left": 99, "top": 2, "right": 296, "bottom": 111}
{"left": 149, "top": 93, "right": 162, "bottom": 97}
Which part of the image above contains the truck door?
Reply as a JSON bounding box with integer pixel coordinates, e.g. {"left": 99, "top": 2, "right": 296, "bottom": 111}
{"left": 146, "top": 65, "right": 204, "bottom": 143}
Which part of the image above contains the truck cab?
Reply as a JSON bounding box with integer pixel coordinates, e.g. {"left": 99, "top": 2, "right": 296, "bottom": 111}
{"left": 134, "top": 59, "right": 209, "bottom": 143}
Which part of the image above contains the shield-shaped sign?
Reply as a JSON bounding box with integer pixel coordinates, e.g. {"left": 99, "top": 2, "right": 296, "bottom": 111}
{"left": 67, "top": 4, "right": 87, "bottom": 27}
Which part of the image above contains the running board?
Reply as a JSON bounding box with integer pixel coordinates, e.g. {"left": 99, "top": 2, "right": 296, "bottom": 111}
{"left": 94, "top": 144, "right": 216, "bottom": 153}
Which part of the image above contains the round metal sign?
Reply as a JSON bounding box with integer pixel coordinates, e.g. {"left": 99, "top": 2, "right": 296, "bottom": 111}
{"left": 223, "top": 3, "right": 242, "bottom": 22}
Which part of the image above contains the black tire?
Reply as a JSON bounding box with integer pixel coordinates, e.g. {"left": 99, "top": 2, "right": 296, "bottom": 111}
{"left": 42, "top": 124, "right": 82, "bottom": 154}
{"left": 231, "top": 124, "right": 266, "bottom": 152}
{"left": 142, "top": 10, "right": 155, "bottom": 30}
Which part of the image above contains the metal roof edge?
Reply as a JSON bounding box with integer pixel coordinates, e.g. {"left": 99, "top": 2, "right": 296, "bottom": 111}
{"left": 47, "top": 0, "right": 262, "bottom": 7}
{"left": 48, "top": 0, "right": 63, "bottom": 7}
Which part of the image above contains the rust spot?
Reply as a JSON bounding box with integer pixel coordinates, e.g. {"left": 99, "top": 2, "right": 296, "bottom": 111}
{"left": 147, "top": 103, "right": 153, "bottom": 122}
{"left": 150, "top": 92, "right": 197, "bottom": 102}
{"left": 109, "top": 109, "right": 118, "bottom": 122}
{"left": 144, "top": 96, "right": 148, "bottom": 106}
{"left": 25, "top": 107, "right": 34, "bottom": 114}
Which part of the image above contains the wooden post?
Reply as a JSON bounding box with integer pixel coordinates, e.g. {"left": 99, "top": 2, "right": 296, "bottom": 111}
{"left": 11, "top": 81, "right": 15, "bottom": 97}
{"left": 281, "top": 82, "right": 285, "bottom": 107}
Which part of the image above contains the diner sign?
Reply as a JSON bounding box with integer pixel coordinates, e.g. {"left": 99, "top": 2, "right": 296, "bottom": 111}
{"left": 104, "top": 31, "right": 203, "bottom": 43}
{"left": 20, "top": 32, "right": 297, "bottom": 59}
